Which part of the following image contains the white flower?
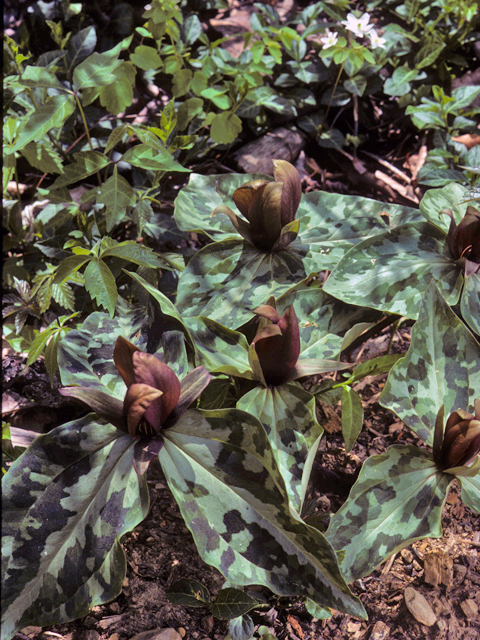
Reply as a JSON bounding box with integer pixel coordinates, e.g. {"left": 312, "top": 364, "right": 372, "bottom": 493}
{"left": 319, "top": 29, "right": 338, "bottom": 49}
{"left": 342, "top": 12, "right": 374, "bottom": 38}
{"left": 369, "top": 29, "right": 387, "bottom": 50}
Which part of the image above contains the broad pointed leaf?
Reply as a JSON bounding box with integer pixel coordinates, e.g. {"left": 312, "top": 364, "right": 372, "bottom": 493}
{"left": 380, "top": 282, "right": 480, "bottom": 446}
{"left": 211, "top": 588, "right": 258, "bottom": 620}
{"left": 341, "top": 386, "right": 364, "bottom": 453}
{"left": 160, "top": 410, "right": 366, "bottom": 619}
{"left": 101, "top": 241, "right": 170, "bottom": 270}
{"left": 73, "top": 51, "right": 123, "bottom": 89}
{"left": 236, "top": 384, "right": 323, "bottom": 513}
{"left": 120, "top": 144, "right": 188, "bottom": 172}
{"left": 8, "top": 95, "right": 75, "bottom": 154}
{"left": 97, "top": 166, "right": 135, "bottom": 232}
{"left": 84, "top": 258, "right": 117, "bottom": 317}
{"left": 50, "top": 151, "right": 110, "bottom": 190}
{"left": 1, "top": 415, "right": 148, "bottom": 639}
{"left": 166, "top": 578, "right": 210, "bottom": 607}
{"left": 326, "top": 445, "right": 453, "bottom": 583}
{"left": 175, "top": 239, "right": 308, "bottom": 328}
{"left": 323, "top": 221, "right": 463, "bottom": 318}
{"left": 58, "top": 311, "right": 144, "bottom": 397}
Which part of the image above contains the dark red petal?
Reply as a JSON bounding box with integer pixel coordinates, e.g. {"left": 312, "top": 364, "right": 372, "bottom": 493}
{"left": 114, "top": 336, "right": 141, "bottom": 388}
{"left": 133, "top": 352, "right": 181, "bottom": 423}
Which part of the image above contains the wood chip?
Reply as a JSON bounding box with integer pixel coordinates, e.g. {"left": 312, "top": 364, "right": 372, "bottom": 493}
{"left": 424, "top": 550, "right": 453, "bottom": 587}
{"left": 460, "top": 599, "right": 478, "bottom": 618}
{"left": 369, "top": 620, "right": 390, "bottom": 640}
{"left": 404, "top": 587, "right": 437, "bottom": 626}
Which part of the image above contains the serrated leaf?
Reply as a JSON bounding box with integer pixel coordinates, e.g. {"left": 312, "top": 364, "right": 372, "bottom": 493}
{"left": 105, "top": 124, "right": 129, "bottom": 154}
{"left": 323, "top": 221, "right": 463, "bottom": 318}
{"left": 166, "top": 578, "right": 210, "bottom": 607}
{"left": 44, "top": 332, "right": 62, "bottom": 383}
{"left": 8, "top": 95, "right": 75, "bottom": 154}
{"left": 99, "top": 61, "right": 135, "bottom": 116}
{"left": 379, "top": 282, "right": 480, "bottom": 446}
{"left": 66, "top": 25, "right": 97, "bottom": 69}
{"left": 1, "top": 416, "right": 148, "bottom": 638}
{"left": 211, "top": 588, "right": 258, "bottom": 620}
{"left": 237, "top": 384, "right": 323, "bottom": 513}
{"left": 160, "top": 410, "right": 366, "bottom": 619}
{"left": 53, "top": 255, "right": 92, "bottom": 284}
{"left": 120, "top": 144, "right": 188, "bottom": 172}
{"left": 50, "top": 151, "right": 110, "bottom": 190}
{"left": 52, "top": 281, "right": 75, "bottom": 311}
{"left": 97, "top": 166, "right": 135, "bottom": 231}
{"left": 341, "top": 386, "right": 364, "bottom": 453}
{"left": 27, "top": 328, "right": 56, "bottom": 365}
{"left": 83, "top": 258, "right": 118, "bottom": 317}
{"left": 73, "top": 51, "right": 123, "bottom": 90}
{"left": 20, "top": 141, "right": 64, "bottom": 175}
{"left": 100, "top": 240, "right": 168, "bottom": 270}
{"left": 326, "top": 445, "right": 453, "bottom": 583}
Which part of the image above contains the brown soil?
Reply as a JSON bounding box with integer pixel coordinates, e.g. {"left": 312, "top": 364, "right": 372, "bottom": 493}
{"left": 6, "top": 327, "right": 480, "bottom": 640}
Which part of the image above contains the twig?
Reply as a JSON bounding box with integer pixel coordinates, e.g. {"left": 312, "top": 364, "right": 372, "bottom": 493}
{"left": 360, "top": 150, "right": 412, "bottom": 184}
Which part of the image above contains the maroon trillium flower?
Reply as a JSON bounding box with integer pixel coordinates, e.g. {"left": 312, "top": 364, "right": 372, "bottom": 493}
{"left": 440, "top": 206, "right": 480, "bottom": 277}
{"left": 433, "top": 400, "right": 480, "bottom": 474}
{"left": 212, "top": 159, "right": 302, "bottom": 252}
{"left": 60, "top": 336, "right": 211, "bottom": 474}
{"left": 248, "top": 303, "right": 351, "bottom": 387}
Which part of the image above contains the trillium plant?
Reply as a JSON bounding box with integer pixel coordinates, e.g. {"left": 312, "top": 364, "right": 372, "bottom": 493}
{"left": 2, "top": 161, "right": 480, "bottom": 640}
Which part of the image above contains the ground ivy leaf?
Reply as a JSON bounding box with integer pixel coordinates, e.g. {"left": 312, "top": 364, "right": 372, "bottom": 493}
{"left": 380, "top": 281, "right": 480, "bottom": 446}
{"left": 1, "top": 415, "right": 148, "bottom": 638}
{"left": 326, "top": 445, "right": 453, "bottom": 583}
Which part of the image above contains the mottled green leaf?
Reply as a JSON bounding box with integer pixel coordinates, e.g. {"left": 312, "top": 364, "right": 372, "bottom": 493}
{"left": 1, "top": 415, "right": 148, "bottom": 638}
{"left": 211, "top": 588, "right": 258, "bottom": 620}
{"left": 323, "top": 221, "right": 463, "bottom": 317}
{"left": 8, "top": 95, "right": 75, "bottom": 154}
{"left": 237, "top": 384, "right": 322, "bottom": 513}
{"left": 58, "top": 311, "right": 144, "bottom": 398}
{"left": 160, "top": 410, "right": 366, "bottom": 618}
{"left": 341, "top": 387, "right": 364, "bottom": 453}
{"left": 459, "top": 473, "right": 480, "bottom": 514}
{"left": 326, "top": 446, "right": 453, "bottom": 583}
{"left": 175, "top": 239, "right": 307, "bottom": 328}
{"left": 228, "top": 613, "right": 255, "bottom": 640}
{"left": 418, "top": 183, "right": 469, "bottom": 233}
{"left": 380, "top": 282, "right": 480, "bottom": 445}
{"left": 460, "top": 270, "right": 480, "bottom": 336}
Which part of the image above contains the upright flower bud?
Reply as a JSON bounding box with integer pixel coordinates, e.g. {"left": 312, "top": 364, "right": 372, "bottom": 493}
{"left": 212, "top": 160, "right": 302, "bottom": 252}
{"left": 440, "top": 206, "right": 480, "bottom": 277}
{"left": 249, "top": 304, "right": 301, "bottom": 386}
{"left": 433, "top": 400, "right": 480, "bottom": 474}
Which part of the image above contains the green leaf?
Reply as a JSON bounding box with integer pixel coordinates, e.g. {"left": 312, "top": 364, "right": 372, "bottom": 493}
{"left": 228, "top": 614, "right": 255, "bottom": 640}
{"left": 185, "top": 316, "right": 252, "bottom": 377}
{"left": 458, "top": 473, "right": 480, "bottom": 514}
{"left": 166, "top": 578, "right": 210, "bottom": 607}
{"left": 101, "top": 240, "right": 170, "bottom": 270}
{"left": 347, "top": 354, "right": 404, "bottom": 384}
{"left": 210, "top": 112, "right": 243, "bottom": 144}
{"left": 211, "top": 588, "right": 259, "bottom": 620}
{"left": 177, "top": 97, "right": 204, "bottom": 131}
{"left": 53, "top": 255, "right": 92, "bottom": 284}
{"left": 160, "top": 409, "right": 366, "bottom": 619}
{"left": 83, "top": 258, "right": 118, "bottom": 316}
{"left": 130, "top": 45, "right": 162, "bottom": 70}
{"left": 58, "top": 311, "right": 143, "bottom": 398}
{"left": 341, "top": 387, "right": 364, "bottom": 453}
{"left": 97, "top": 166, "right": 135, "bottom": 231}
{"left": 99, "top": 61, "right": 135, "bottom": 116}
{"left": 120, "top": 144, "right": 189, "bottom": 172}
{"left": 323, "top": 221, "right": 463, "bottom": 318}
{"left": 343, "top": 76, "right": 367, "bottom": 97}
{"left": 20, "top": 141, "right": 64, "bottom": 175}
{"left": 50, "top": 151, "right": 110, "bottom": 189}
{"left": 383, "top": 65, "right": 420, "bottom": 96}
{"left": 73, "top": 51, "right": 123, "bottom": 90}
{"left": 19, "top": 65, "right": 63, "bottom": 89}
{"left": 237, "top": 384, "right": 323, "bottom": 513}
{"left": 175, "top": 239, "right": 308, "bottom": 329}
{"left": 379, "top": 282, "right": 480, "bottom": 446}
{"left": 66, "top": 25, "right": 97, "bottom": 70}
{"left": 326, "top": 445, "right": 452, "bottom": 583}
{"left": 8, "top": 95, "right": 75, "bottom": 154}
{"left": 460, "top": 269, "right": 480, "bottom": 336}
{"left": 1, "top": 415, "right": 148, "bottom": 638}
